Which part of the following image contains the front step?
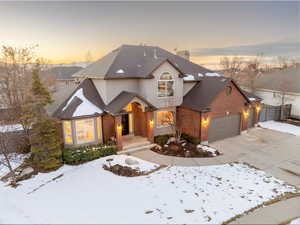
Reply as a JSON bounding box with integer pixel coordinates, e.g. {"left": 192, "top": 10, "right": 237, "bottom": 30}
{"left": 118, "top": 143, "right": 157, "bottom": 154}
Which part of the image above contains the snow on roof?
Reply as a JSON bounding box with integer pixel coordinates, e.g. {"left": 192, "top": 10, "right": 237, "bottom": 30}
{"left": 248, "top": 97, "right": 256, "bottom": 101}
{"left": 116, "top": 69, "right": 124, "bottom": 74}
{"left": 198, "top": 73, "right": 204, "bottom": 77}
{"left": 0, "top": 124, "right": 23, "bottom": 133}
{"left": 62, "top": 88, "right": 103, "bottom": 117}
{"left": 205, "top": 72, "right": 221, "bottom": 77}
{"left": 183, "top": 74, "right": 196, "bottom": 81}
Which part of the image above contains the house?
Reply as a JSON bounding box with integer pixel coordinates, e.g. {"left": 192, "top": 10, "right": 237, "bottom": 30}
{"left": 251, "top": 65, "right": 300, "bottom": 119}
{"left": 50, "top": 66, "right": 82, "bottom": 89}
{"left": 50, "top": 45, "right": 262, "bottom": 151}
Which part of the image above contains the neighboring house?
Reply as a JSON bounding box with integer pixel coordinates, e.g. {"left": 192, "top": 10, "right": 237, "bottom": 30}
{"left": 51, "top": 66, "right": 82, "bottom": 89}
{"left": 49, "top": 45, "right": 262, "bottom": 151}
{"left": 251, "top": 64, "right": 300, "bottom": 118}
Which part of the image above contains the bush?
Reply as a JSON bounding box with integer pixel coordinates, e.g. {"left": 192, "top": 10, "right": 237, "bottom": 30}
{"left": 181, "top": 133, "right": 201, "bottom": 145}
{"left": 63, "top": 144, "right": 117, "bottom": 165}
{"left": 154, "top": 134, "right": 173, "bottom": 147}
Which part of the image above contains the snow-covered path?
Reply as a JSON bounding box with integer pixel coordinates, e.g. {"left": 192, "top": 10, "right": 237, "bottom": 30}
{"left": 0, "top": 155, "right": 298, "bottom": 224}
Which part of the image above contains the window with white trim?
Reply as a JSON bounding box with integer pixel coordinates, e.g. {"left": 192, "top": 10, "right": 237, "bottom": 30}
{"left": 158, "top": 72, "right": 174, "bottom": 97}
{"left": 156, "top": 111, "right": 174, "bottom": 127}
{"left": 75, "top": 119, "right": 95, "bottom": 144}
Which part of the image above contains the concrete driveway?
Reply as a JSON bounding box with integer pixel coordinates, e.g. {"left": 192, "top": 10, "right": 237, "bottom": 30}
{"left": 130, "top": 127, "right": 300, "bottom": 188}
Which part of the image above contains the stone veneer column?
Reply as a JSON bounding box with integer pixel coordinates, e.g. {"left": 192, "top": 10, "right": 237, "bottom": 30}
{"left": 114, "top": 115, "right": 123, "bottom": 151}
{"left": 241, "top": 107, "right": 249, "bottom": 132}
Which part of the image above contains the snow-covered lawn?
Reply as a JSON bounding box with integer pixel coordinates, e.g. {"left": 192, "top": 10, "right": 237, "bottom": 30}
{"left": 0, "top": 155, "right": 298, "bottom": 224}
{"left": 258, "top": 121, "right": 300, "bottom": 136}
{"left": 0, "top": 153, "right": 28, "bottom": 178}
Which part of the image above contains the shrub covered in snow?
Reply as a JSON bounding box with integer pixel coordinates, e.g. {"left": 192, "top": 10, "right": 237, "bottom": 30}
{"left": 154, "top": 134, "right": 173, "bottom": 147}
{"left": 63, "top": 144, "right": 117, "bottom": 164}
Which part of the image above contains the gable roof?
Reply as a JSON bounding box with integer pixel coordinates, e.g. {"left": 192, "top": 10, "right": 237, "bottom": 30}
{"left": 181, "top": 77, "right": 249, "bottom": 112}
{"left": 53, "top": 79, "right": 105, "bottom": 119}
{"left": 73, "top": 45, "right": 213, "bottom": 80}
{"left": 105, "top": 91, "right": 157, "bottom": 115}
{"left": 255, "top": 64, "right": 300, "bottom": 93}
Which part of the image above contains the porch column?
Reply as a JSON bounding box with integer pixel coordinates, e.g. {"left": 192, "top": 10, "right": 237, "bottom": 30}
{"left": 146, "top": 111, "right": 154, "bottom": 142}
{"left": 200, "top": 112, "right": 210, "bottom": 144}
{"left": 114, "top": 115, "right": 123, "bottom": 151}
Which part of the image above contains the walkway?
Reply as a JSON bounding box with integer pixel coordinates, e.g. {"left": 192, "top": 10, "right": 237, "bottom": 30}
{"left": 229, "top": 196, "right": 300, "bottom": 224}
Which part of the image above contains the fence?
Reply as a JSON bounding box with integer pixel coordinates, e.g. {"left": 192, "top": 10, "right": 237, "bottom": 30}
{"left": 259, "top": 104, "right": 292, "bottom": 122}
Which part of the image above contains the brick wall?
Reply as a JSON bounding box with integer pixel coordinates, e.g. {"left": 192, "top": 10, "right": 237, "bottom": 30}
{"left": 177, "top": 81, "right": 250, "bottom": 142}
{"left": 177, "top": 107, "right": 201, "bottom": 138}
{"left": 102, "top": 114, "right": 115, "bottom": 142}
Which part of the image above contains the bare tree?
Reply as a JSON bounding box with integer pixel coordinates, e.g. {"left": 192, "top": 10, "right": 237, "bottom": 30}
{"left": 242, "top": 54, "right": 264, "bottom": 93}
{"left": 219, "top": 56, "right": 244, "bottom": 80}
{"left": 0, "top": 124, "right": 19, "bottom": 184}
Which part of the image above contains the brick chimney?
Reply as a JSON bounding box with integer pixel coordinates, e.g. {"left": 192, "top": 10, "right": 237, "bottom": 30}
{"left": 176, "top": 50, "right": 190, "bottom": 61}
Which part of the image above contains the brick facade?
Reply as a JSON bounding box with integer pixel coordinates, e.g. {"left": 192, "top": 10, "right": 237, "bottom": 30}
{"left": 102, "top": 114, "right": 115, "bottom": 142}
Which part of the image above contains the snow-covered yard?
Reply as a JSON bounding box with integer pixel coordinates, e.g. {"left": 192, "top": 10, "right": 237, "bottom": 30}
{"left": 0, "top": 155, "right": 298, "bottom": 224}
{"left": 288, "top": 218, "right": 300, "bottom": 225}
{"left": 258, "top": 121, "right": 300, "bottom": 136}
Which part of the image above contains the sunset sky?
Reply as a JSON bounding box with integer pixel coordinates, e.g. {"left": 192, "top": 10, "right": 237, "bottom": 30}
{"left": 0, "top": 1, "right": 299, "bottom": 68}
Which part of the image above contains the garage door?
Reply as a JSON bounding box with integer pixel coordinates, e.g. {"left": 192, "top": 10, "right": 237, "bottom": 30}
{"left": 248, "top": 108, "right": 255, "bottom": 128}
{"left": 208, "top": 113, "right": 241, "bottom": 142}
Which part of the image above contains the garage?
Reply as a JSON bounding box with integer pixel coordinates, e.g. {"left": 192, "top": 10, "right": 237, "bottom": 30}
{"left": 248, "top": 108, "right": 255, "bottom": 128}
{"left": 208, "top": 113, "right": 241, "bottom": 142}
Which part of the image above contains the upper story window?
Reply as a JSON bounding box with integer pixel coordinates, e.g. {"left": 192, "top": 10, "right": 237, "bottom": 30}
{"left": 158, "top": 72, "right": 174, "bottom": 97}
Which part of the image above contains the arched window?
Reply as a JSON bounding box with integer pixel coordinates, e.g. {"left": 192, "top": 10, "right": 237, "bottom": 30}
{"left": 158, "top": 72, "right": 174, "bottom": 97}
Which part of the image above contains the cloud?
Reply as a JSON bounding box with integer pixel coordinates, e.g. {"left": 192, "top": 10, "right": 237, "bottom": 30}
{"left": 191, "top": 38, "right": 300, "bottom": 57}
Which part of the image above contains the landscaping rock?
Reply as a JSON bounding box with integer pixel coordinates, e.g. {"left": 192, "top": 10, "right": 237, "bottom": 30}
{"left": 16, "top": 167, "right": 35, "bottom": 182}
{"left": 125, "top": 158, "right": 139, "bottom": 165}
{"left": 167, "top": 137, "right": 176, "bottom": 144}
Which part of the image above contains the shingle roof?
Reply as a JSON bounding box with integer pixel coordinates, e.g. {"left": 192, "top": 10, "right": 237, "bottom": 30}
{"left": 50, "top": 66, "right": 82, "bottom": 80}
{"left": 105, "top": 91, "right": 157, "bottom": 115}
{"left": 242, "top": 90, "right": 262, "bottom": 102}
{"left": 73, "top": 45, "right": 213, "bottom": 80}
{"left": 52, "top": 79, "right": 105, "bottom": 119}
{"left": 181, "top": 77, "right": 250, "bottom": 112}
{"left": 255, "top": 64, "right": 300, "bottom": 93}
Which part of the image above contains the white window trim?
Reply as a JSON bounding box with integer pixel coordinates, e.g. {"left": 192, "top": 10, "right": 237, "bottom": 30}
{"left": 157, "top": 72, "right": 175, "bottom": 98}
{"left": 74, "top": 118, "right": 96, "bottom": 145}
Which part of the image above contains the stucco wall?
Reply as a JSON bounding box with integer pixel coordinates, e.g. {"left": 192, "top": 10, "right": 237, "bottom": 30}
{"left": 138, "top": 61, "right": 183, "bottom": 108}
{"left": 255, "top": 89, "right": 300, "bottom": 117}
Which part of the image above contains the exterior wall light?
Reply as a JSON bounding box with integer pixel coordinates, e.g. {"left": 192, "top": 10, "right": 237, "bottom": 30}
{"left": 117, "top": 124, "right": 122, "bottom": 131}
{"left": 202, "top": 117, "right": 209, "bottom": 127}
{"left": 149, "top": 119, "right": 154, "bottom": 127}
{"left": 256, "top": 105, "right": 261, "bottom": 112}
{"left": 243, "top": 110, "right": 249, "bottom": 118}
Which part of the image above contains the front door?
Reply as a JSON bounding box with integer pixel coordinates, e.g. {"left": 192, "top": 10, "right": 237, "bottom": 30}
{"left": 121, "top": 114, "right": 129, "bottom": 135}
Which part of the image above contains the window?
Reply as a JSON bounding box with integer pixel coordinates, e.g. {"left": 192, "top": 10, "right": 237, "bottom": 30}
{"left": 226, "top": 86, "right": 232, "bottom": 95}
{"left": 63, "top": 121, "right": 73, "bottom": 144}
{"left": 75, "top": 119, "right": 95, "bottom": 144}
{"left": 158, "top": 72, "right": 174, "bottom": 97}
{"left": 156, "top": 111, "right": 174, "bottom": 127}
